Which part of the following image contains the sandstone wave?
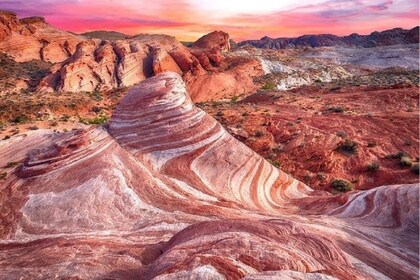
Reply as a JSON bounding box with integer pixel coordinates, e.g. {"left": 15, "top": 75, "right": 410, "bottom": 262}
{"left": 0, "top": 72, "right": 418, "bottom": 279}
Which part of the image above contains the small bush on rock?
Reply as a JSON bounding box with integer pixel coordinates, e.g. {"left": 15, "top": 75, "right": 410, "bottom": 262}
{"left": 367, "top": 162, "right": 380, "bottom": 172}
{"left": 79, "top": 115, "right": 108, "bottom": 125}
{"left": 331, "top": 179, "right": 353, "bottom": 192}
{"left": 262, "top": 82, "right": 277, "bottom": 90}
{"left": 339, "top": 139, "right": 358, "bottom": 155}
{"left": 255, "top": 130, "right": 264, "bottom": 137}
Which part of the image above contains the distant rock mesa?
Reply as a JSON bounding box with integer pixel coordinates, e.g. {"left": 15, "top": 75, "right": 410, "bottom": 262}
{"left": 240, "top": 26, "right": 420, "bottom": 49}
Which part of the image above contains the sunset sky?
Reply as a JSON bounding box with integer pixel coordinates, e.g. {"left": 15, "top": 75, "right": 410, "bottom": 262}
{"left": 1, "top": 0, "right": 419, "bottom": 41}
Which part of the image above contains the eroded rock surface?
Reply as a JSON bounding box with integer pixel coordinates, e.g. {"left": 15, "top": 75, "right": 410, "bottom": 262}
{"left": 0, "top": 10, "right": 83, "bottom": 63}
{"left": 20, "top": 14, "right": 263, "bottom": 101}
{"left": 0, "top": 72, "right": 418, "bottom": 279}
{"left": 191, "top": 31, "right": 231, "bottom": 52}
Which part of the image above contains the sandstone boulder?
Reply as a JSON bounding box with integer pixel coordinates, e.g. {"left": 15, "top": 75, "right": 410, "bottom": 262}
{"left": 191, "top": 31, "right": 231, "bottom": 52}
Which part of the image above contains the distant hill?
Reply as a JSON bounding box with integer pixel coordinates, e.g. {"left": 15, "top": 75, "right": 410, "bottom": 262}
{"left": 81, "top": 30, "right": 130, "bottom": 40}
{"left": 239, "top": 26, "right": 419, "bottom": 49}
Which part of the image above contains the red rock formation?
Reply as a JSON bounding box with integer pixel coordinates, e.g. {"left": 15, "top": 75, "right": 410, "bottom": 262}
{"left": 0, "top": 72, "right": 418, "bottom": 279}
{"left": 191, "top": 31, "right": 231, "bottom": 52}
{"left": 151, "top": 47, "right": 183, "bottom": 76}
{"left": 27, "top": 20, "right": 262, "bottom": 100}
{"left": 38, "top": 34, "right": 207, "bottom": 93}
{"left": 182, "top": 31, "right": 264, "bottom": 101}
{"left": 0, "top": 10, "right": 83, "bottom": 63}
{"left": 184, "top": 55, "right": 263, "bottom": 102}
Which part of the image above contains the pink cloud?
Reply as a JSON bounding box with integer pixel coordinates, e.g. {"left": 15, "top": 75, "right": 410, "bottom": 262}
{"left": 1, "top": 0, "right": 418, "bottom": 41}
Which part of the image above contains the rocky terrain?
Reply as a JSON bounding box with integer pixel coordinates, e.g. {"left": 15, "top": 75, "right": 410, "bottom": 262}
{"left": 301, "top": 44, "right": 419, "bottom": 70}
{"left": 0, "top": 73, "right": 418, "bottom": 279}
{"left": 0, "top": 9, "right": 418, "bottom": 279}
{"left": 240, "top": 26, "right": 419, "bottom": 49}
{"left": 198, "top": 76, "right": 419, "bottom": 191}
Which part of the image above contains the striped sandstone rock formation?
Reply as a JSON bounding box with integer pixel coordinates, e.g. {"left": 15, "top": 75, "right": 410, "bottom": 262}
{"left": 0, "top": 72, "right": 418, "bottom": 279}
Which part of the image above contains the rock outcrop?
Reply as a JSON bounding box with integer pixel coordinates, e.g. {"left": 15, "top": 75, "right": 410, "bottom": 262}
{"left": 151, "top": 47, "right": 183, "bottom": 76}
{"left": 0, "top": 10, "right": 83, "bottom": 63}
{"left": 0, "top": 72, "right": 418, "bottom": 279}
{"left": 191, "top": 31, "right": 231, "bottom": 52}
{"left": 37, "top": 34, "right": 205, "bottom": 92}
{"left": 240, "top": 26, "right": 420, "bottom": 49}
{"left": 35, "top": 25, "right": 263, "bottom": 101}
{"left": 184, "top": 56, "right": 263, "bottom": 102}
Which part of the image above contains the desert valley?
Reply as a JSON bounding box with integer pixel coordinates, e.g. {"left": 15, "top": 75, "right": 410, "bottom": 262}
{"left": 0, "top": 7, "right": 419, "bottom": 280}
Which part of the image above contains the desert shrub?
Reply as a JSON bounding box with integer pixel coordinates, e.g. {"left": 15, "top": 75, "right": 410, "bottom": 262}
{"left": 231, "top": 96, "right": 239, "bottom": 102}
{"left": 0, "top": 172, "right": 7, "bottom": 180}
{"left": 331, "top": 179, "right": 353, "bottom": 192}
{"left": 255, "top": 130, "right": 264, "bottom": 137}
{"left": 271, "top": 160, "right": 281, "bottom": 168}
{"left": 317, "top": 173, "right": 326, "bottom": 181}
{"left": 261, "top": 82, "right": 277, "bottom": 90}
{"left": 91, "top": 90, "right": 103, "bottom": 101}
{"left": 385, "top": 151, "right": 408, "bottom": 159}
{"left": 28, "top": 126, "right": 39, "bottom": 130}
{"left": 12, "top": 115, "right": 29, "bottom": 123}
{"left": 367, "top": 162, "right": 380, "bottom": 172}
{"left": 400, "top": 156, "right": 413, "bottom": 167}
{"left": 60, "top": 115, "right": 71, "bottom": 122}
{"left": 410, "top": 163, "right": 419, "bottom": 174}
{"left": 328, "top": 106, "right": 345, "bottom": 113}
{"left": 339, "top": 139, "right": 358, "bottom": 154}
{"left": 79, "top": 115, "right": 108, "bottom": 125}
{"left": 216, "top": 111, "right": 224, "bottom": 117}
